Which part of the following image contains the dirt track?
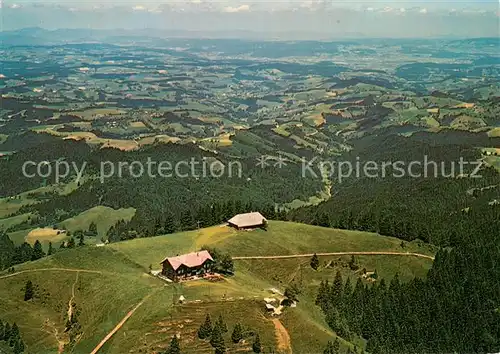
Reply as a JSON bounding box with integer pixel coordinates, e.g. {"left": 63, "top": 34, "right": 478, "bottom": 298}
{"left": 67, "top": 272, "right": 79, "bottom": 329}
{"left": 233, "top": 251, "right": 434, "bottom": 261}
{"left": 272, "top": 318, "right": 292, "bottom": 354}
{"left": 0, "top": 268, "right": 102, "bottom": 279}
{"left": 90, "top": 291, "right": 155, "bottom": 354}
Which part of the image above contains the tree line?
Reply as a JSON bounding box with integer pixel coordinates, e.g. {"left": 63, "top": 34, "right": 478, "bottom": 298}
{"left": 0, "top": 319, "right": 25, "bottom": 354}
{"left": 0, "top": 231, "right": 47, "bottom": 270}
{"left": 197, "top": 313, "right": 262, "bottom": 354}
{"left": 314, "top": 205, "right": 500, "bottom": 353}
{"left": 2, "top": 137, "right": 315, "bottom": 244}
{"left": 0, "top": 229, "right": 89, "bottom": 271}
{"left": 106, "top": 200, "right": 285, "bottom": 242}
{"left": 158, "top": 313, "right": 264, "bottom": 354}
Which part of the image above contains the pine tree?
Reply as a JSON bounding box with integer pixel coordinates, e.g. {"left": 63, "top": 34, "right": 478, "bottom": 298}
{"left": 210, "top": 323, "right": 225, "bottom": 353}
{"left": 310, "top": 253, "right": 320, "bottom": 270}
{"left": 331, "top": 271, "right": 343, "bottom": 307}
{"left": 231, "top": 323, "right": 243, "bottom": 343}
{"left": 348, "top": 255, "right": 358, "bottom": 270}
{"left": 166, "top": 335, "right": 181, "bottom": 354}
{"left": 197, "top": 314, "right": 213, "bottom": 339}
{"left": 13, "top": 339, "right": 24, "bottom": 354}
{"left": 316, "top": 280, "right": 330, "bottom": 311}
{"left": 284, "top": 283, "right": 300, "bottom": 303}
{"left": 219, "top": 254, "right": 234, "bottom": 274}
{"left": 344, "top": 277, "right": 352, "bottom": 299}
{"left": 180, "top": 210, "right": 194, "bottom": 231}
{"left": 216, "top": 314, "right": 227, "bottom": 333}
{"left": 323, "top": 339, "right": 340, "bottom": 354}
{"left": 164, "top": 212, "right": 176, "bottom": 234}
{"left": 4, "top": 322, "right": 11, "bottom": 341}
{"left": 0, "top": 231, "right": 15, "bottom": 270}
{"left": 0, "top": 319, "right": 4, "bottom": 340}
{"left": 88, "top": 222, "right": 98, "bottom": 236}
{"left": 24, "top": 280, "right": 34, "bottom": 301}
{"left": 67, "top": 237, "right": 75, "bottom": 249}
{"left": 9, "top": 323, "right": 19, "bottom": 347}
{"left": 323, "top": 341, "right": 334, "bottom": 354}
{"left": 252, "top": 334, "right": 262, "bottom": 353}
{"left": 332, "top": 338, "right": 340, "bottom": 353}
{"left": 13, "top": 242, "right": 33, "bottom": 264}
{"left": 47, "top": 242, "right": 53, "bottom": 256}
{"left": 77, "top": 233, "right": 85, "bottom": 247}
{"left": 31, "top": 240, "right": 45, "bottom": 261}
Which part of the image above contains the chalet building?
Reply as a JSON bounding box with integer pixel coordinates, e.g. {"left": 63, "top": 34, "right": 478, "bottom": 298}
{"left": 160, "top": 250, "right": 214, "bottom": 281}
{"left": 227, "top": 212, "right": 267, "bottom": 230}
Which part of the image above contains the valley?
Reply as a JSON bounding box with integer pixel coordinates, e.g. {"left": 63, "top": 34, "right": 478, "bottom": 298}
{"left": 0, "top": 31, "right": 498, "bottom": 354}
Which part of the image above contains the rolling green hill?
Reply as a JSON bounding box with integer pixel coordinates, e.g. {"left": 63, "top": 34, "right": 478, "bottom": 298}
{"left": 58, "top": 206, "right": 136, "bottom": 238}
{"left": 0, "top": 221, "right": 435, "bottom": 354}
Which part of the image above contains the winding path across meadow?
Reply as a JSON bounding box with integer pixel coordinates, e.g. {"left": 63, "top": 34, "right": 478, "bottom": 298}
{"left": 0, "top": 268, "right": 102, "bottom": 279}
{"left": 90, "top": 290, "right": 157, "bottom": 354}
{"left": 233, "top": 251, "right": 435, "bottom": 261}
{"left": 272, "top": 318, "right": 293, "bottom": 354}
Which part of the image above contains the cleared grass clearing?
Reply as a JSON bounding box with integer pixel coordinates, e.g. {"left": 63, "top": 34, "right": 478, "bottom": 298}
{"left": 0, "top": 196, "right": 36, "bottom": 218}
{"left": 488, "top": 127, "right": 500, "bottom": 137}
{"left": 303, "top": 113, "right": 326, "bottom": 127}
{"left": 33, "top": 127, "right": 140, "bottom": 151}
{"left": 110, "top": 221, "right": 435, "bottom": 270}
{"left": 129, "top": 121, "right": 146, "bottom": 128}
{"left": 294, "top": 89, "right": 328, "bottom": 101}
{"left": 236, "top": 253, "right": 432, "bottom": 353}
{"left": 68, "top": 108, "right": 127, "bottom": 120}
{"left": 25, "top": 228, "right": 67, "bottom": 245}
{"left": 423, "top": 116, "right": 440, "bottom": 128}
{"left": 0, "top": 271, "right": 78, "bottom": 353}
{"left": 449, "top": 115, "right": 487, "bottom": 130}
{"left": 7, "top": 229, "right": 31, "bottom": 245}
{"left": 59, "top": 206, "right": 136, "bottom": 238}
{"left": 0, "top": 213, "right": 32, "bottom": 230}
{"left": 281, "top": 307, "right": 339, "bottom": 354}
{"left": 112, "top": 300, "right": 277, "bottom": 354}
{"left": 99, "top": 139, "right": 139, "bottom": 151}
{"left": 273, "top": 125, "right": 292, "bottom": 137}
{"left": 484, "top": 156, "right": 500, "bottom": 172}
{"left": 0, "top": 247, "right": 165, "bottom": 353}
{"left": 138, "top": 135, "right": 181, "bottom": 146}
{"left": 0, "top": 269, "right": 159, "bottom": 354}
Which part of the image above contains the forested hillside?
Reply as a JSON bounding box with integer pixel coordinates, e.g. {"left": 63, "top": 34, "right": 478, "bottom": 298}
{"left": 315, "top": 205, "right": 499, "bottom": 353}
{"left": 290, "top": 131, "right": 500, "bottom": 246}
{"left": 291, "top": 131, "right": 500, "bottom": 353}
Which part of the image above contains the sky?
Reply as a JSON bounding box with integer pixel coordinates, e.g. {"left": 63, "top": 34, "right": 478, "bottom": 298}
{"left": 1, "top": 0, "right": 499, "bottom": 38}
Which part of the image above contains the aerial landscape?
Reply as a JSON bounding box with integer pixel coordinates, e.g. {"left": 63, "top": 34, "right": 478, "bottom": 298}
{"left": 0, "top": 1, "right": 499, "bottom": 354}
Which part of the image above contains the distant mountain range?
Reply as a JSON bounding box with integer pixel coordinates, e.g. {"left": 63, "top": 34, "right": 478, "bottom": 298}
{"left": 2, "top": 27, "right": 499, "bottom": 47}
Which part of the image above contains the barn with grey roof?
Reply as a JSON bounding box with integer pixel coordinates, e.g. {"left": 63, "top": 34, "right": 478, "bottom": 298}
{"left": 227, "top": 212, "right": 267, "bottom": 229}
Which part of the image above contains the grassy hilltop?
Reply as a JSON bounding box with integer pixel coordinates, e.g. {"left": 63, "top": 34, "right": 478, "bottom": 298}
{"left": 0, "top": 221, "right": 435, "bottom": 354}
